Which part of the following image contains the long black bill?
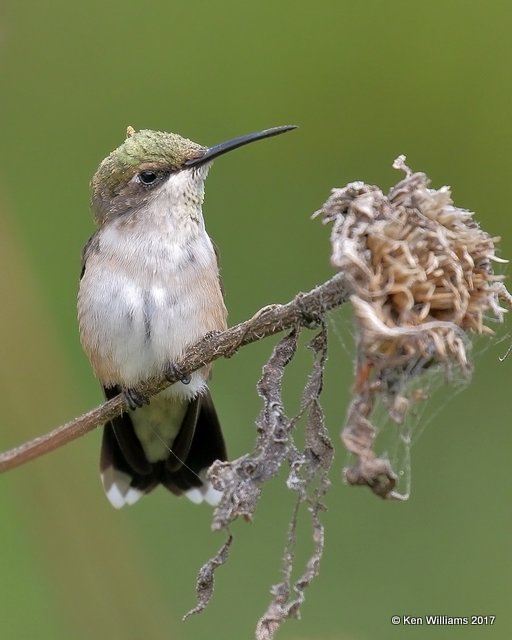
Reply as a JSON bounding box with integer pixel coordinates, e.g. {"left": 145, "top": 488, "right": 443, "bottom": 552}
{"left": 184, "top": 124, "right": 297, "bottom": 167}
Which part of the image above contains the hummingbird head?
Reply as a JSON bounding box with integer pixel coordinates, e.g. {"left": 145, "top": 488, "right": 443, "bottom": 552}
{"left": 91, "top": 128, "right": 206, "bottom": 224}
{"left": 91, "top": 125, "right": 297, "bottom": 225}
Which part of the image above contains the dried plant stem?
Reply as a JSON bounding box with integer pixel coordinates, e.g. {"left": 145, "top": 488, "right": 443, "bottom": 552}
{"left": 0, "top": 273, "right": 348, "bottom": 474}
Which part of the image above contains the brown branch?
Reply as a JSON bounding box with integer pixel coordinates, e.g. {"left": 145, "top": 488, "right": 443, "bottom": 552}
{"left": 0, "top": 273, "right": 348, "bottom": 474}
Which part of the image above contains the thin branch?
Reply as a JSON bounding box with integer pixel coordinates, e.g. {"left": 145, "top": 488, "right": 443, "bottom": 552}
{"left": 255, "top": 327, "right": 332, "bottom": 639}
{"left": 0, "top": 273, "right": 348, "bottom": 474}
{"left": 183, "top": 533, "right": 234, "bottom": 621}
{"left": 186, "top": 324, "right": 332, "bottom": 631}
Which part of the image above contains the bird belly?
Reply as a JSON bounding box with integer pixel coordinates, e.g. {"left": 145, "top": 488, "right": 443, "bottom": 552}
{"left": 78, "top": 257, "right": 226, "bottom": 396}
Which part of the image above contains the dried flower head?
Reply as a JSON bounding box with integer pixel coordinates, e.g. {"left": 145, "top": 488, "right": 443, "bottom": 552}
{"left": 317, "top": 156, "right": 511, "bottom": 499}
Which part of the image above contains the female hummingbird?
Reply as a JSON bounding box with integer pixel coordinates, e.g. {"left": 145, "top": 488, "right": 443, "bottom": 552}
{"left": 78, "top": 124, "right": 296, "bottom": 508}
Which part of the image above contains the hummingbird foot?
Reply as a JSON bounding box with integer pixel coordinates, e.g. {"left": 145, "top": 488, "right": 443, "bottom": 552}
{"left": 296, "top": 293, "right": 323, "bottom": 329}
{"left": 122, "top": 386, "right": 150, "bottom": 410}
{"left": 202, "top": 330, "right": 221, "bottom": 340}
{"left": 164, "top": 362, "right": 191, "bottom": 385}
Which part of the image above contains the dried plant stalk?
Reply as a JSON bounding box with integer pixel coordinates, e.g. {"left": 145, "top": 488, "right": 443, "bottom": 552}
{"left": 317, "top": 156, "right": 511, "bottom": 498}
{"left": 187, "top": 326, "right": 333, "bottom": 639}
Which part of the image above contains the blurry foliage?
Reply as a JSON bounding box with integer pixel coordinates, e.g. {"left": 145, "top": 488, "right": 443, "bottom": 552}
{"left": 1, "top": 1, "right": 512, "bottom": 639}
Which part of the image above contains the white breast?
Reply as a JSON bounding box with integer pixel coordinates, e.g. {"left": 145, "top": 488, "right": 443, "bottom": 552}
{"left": 78, "top": 172, "right": 227, "bottom": 392}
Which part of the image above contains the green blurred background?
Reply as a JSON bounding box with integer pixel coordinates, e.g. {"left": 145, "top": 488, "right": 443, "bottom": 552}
{"left": 1, "top": 1, "right": 511, "bottom": 638}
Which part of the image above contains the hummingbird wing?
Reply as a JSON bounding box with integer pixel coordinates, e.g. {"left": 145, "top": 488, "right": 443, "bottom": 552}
{"left": 99, "top": 387, "right": 227, "bottom": 508}
{"left": 79, "top": 231, "right": 100, "bottom": 280}
{"left": 211, "top": 238, "right": 225, "bottom": 296}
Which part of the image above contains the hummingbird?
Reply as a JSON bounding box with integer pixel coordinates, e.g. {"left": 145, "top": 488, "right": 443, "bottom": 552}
{"left": 78, "top": 124, "right": 296, "bottom": 508}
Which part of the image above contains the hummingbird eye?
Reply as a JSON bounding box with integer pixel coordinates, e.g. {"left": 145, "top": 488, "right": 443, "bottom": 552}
{"left": 137, "top": 170, "right": 159, "bottom": 186}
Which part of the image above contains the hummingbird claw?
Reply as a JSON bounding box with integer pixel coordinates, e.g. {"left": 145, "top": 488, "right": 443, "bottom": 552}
{"left": 202, "top": 330, "right": 221, "bottom": 340}
{"left": 122, "top": 387, "right": 150, "bottom": 410}
{"left": 164, "top": 363, "right": 191, "bottom": 385}
{"left": 296, "top": 293, "right": 323, "bottom": 329}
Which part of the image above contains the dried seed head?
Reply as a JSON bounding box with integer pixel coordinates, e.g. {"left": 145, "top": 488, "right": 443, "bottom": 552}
{"left": 318, "top": 156, "right": 511, "bottom": 499}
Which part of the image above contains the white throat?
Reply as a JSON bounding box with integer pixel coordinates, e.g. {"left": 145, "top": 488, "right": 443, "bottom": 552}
{"left": 143, "top": 165, "right": 211, "bottom": 231}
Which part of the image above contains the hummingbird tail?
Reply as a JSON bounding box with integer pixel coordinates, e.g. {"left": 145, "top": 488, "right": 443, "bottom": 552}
{"left": 99, "top": 388, "right": 227, "bottom": 508}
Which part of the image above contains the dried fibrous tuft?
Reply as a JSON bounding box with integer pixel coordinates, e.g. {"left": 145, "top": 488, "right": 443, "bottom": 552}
{"left": 317, "top": 156, "right": 511, "bottom": 498}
